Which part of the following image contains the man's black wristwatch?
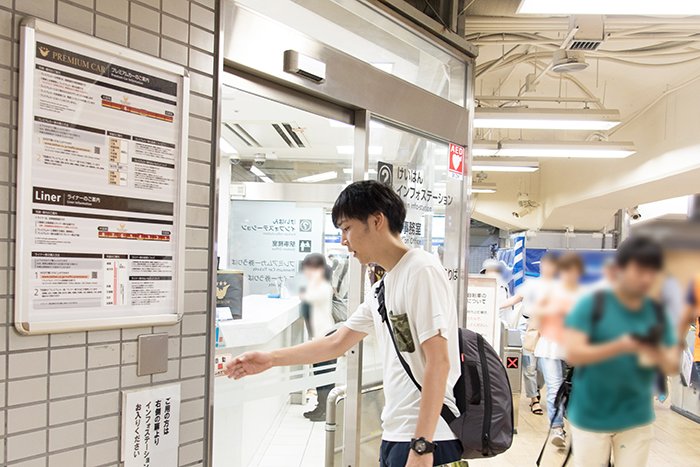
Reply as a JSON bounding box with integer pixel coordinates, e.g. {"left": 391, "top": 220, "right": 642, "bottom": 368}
{"left": 410, "top": 437, "right": 436, "bottom": 455}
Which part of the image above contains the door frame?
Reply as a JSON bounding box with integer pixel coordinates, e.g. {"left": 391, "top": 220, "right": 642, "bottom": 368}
{"left": 213, "top": 3, "right": 474, "bottom": 463}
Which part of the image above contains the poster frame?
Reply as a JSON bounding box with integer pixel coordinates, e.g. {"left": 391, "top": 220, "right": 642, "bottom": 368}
{"left": 466, "top": 274, "right": 500, "bottom": 351}
{"left": 15, "top": 18, "right": 189, "bottom": 334}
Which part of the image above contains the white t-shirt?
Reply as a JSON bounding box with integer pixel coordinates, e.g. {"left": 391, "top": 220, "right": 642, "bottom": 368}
{"left": 516, "top": 277, "right": 555, "bottom": 319}
{"left": 344, "top": 249, "right": 460, "bottom": 442}
{"left": 304, "top": 280, "right": 335, "bottom": 339}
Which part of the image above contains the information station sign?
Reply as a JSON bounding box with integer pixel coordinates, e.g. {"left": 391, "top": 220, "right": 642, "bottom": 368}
{"left": 15, "top": 19, "right": 189, "bottom": 333}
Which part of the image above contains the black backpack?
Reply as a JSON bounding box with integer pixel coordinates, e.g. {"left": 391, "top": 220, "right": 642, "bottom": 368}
{"left": 536, "top": 290, "right": 667, "bottom": 467}
{"left": 376, "top": 280, "right": 514, "bottom": 459}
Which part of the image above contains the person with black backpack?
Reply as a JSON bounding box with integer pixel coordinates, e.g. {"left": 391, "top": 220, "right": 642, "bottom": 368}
{"left": 225, "top": 181, "right": 464, "bottom": 466}
{"left": 563, "top": 236, "right": 679, "bottom": 467}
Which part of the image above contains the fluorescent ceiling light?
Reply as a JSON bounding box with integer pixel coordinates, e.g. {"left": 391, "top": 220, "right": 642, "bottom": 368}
{"left": 472, "top": 183, "right": 497, "bottom": 194}
{"left": 474, "top": 108, "right": 621, "bottom": 131}
{"left": 342, "top": 168, "right": 377, "bottom": 175}
{"left": 371, "top": 62, "right": 394, "bottom": 74}
{"left": 220, "top": 137, "right": 237, "bottom": 154}
{"left": 250, "top": 165, "right": 274, "bottom": 183}
{"left": 472, "top": 161, "right": 539, "bottom": 173}
{"left": 337, "top": 145, "right": 383, "bottom": 156}
{"left": 518, "top": 0, "right": 700, "bottom": 15}
{"left": 295, "top": 171, "right": 338, "bottom": 183}
{"left": 474, "top": 140, "right": 636, "bottom": 159}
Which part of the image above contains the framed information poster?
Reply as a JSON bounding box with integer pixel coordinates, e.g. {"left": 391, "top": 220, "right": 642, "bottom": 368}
{"left": 15, "top": 19, "right": 189, "bottom": 334}
{"left": 466, "top": 275, "right": 500, "bottom": 351}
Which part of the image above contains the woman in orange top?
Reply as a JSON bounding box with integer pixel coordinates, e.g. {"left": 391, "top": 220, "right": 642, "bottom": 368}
{"left": 533, "top": 253, "right": 586, "bottom": 449}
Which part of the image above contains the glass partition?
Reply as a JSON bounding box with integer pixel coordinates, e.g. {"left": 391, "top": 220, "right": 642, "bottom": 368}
{"left": 213, "top": 82, "right": 353, "bottom": 467}
{"left": 233, "top": 0, "right": 467, "bottom": 105}
{"left": 361, "top": 117, "right": 465, "bottom": 393}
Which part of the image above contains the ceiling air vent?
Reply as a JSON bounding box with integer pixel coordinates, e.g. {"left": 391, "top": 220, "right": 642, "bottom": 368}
{"left": 564, "top": 16, "right": 606, "bottom": 52}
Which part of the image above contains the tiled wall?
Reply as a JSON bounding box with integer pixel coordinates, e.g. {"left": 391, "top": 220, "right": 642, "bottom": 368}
{"left": 0, "top": 0, "right": 218, "bottom": 465}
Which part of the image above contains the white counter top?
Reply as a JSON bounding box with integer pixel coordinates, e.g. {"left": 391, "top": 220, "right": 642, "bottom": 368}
{"left": 218, "top": 295, "right": 301, "bottom": 348}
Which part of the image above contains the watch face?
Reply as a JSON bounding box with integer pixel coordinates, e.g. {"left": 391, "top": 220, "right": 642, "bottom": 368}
{"left": 415, "top": 440, "right": 427, "bottom": 453}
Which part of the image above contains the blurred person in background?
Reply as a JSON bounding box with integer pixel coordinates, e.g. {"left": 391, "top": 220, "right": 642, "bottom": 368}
{"left": 678, "top": 274, "right": 700, "bottom": 385}
{"left": 564, "top": 236, "right": 678, "bottom": 467}
{"left": 300, "top": 253, "right": 336, "bottom": 422}
{"left": 481, "top": 258, "right": 517, "bottom": 327}
{"left": 534, "top": 252, "right": 585, "bottom": 448}
{"left": 592, "top": 257, "right": 617, "bottom": 291}
{"left": 500, "top": 252, "right": 560, "bottom": 416}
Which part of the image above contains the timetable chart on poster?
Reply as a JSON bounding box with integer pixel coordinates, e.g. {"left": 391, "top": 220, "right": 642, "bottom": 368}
{"left": 16, "top": 20, "right": 188, "bottom": 333}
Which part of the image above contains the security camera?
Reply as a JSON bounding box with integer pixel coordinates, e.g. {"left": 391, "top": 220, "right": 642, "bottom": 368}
{"left": 626, "top": 206, "right": 642, "bottom": 220}
{"left": 254, "top": 153, "right": 266, "bottom": 167}
{"left": 512, "top": 206, "right": 535, "bottom": 218}
{"left": 229, "top": 154, "right": 241, "bottom": 165}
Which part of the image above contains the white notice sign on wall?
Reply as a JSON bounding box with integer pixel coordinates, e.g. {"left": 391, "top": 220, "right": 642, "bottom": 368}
{"left": 466, "top": 275, "right": 500, "bottom": 351}
{"left": 122, "top": 383, "right": 181, "bottom": 467}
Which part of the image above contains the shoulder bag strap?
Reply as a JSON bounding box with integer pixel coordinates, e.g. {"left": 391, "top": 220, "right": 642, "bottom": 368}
{"left": 376, "top": 279, "right": 456, "bottom": 425}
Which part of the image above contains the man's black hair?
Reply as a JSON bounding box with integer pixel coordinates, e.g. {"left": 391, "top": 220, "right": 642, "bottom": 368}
{"left": 331, "top": 180, "right": 406, "bottom": 235}
{"left": 615, "top": 235, "right": 664, "bottom": 270}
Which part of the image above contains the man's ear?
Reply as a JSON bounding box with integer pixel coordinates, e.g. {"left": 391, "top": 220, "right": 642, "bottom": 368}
{"left": 370, "top": 212, "right": 385, "bottom": 232}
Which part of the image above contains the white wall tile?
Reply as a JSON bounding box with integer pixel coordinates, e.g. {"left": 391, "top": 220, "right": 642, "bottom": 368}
{"left": 95, "top": 14, "right": 128, "bottom": 46}
{"left": 87, "top": 391, "right": 119, "bottom": 418}
{"left": 162, "top": 14, "right": 188, "bottom": 42}
{"left": 121, "top": 364, "right": 150, "bottom": 388}
{"left": 15, "top": 0, "right": 55, "bottom": 21}
{"left": 57, "top": 1, "right": 94, "bottom": 35}
{"left": 162, "top": 0, "right": 189, "bottom": 20}
{"left": 49, "top": 332, "right": 86, "bottom": 347}
{"left": 190, "top": 3, "right": 214, "bottom": 31}
{"left": 180, "top": 398, "right": 204, "bottom": 423}
{"left": 87, "top": 367, "right": 119, "bottom": 393}
{"left": 96, "top": 0, "right": 127, "bottom": 20}
{"left": 8, "top": 377, "right": 47, "bottom": 406}
{"left": 49, "top": 421, "right": 85, "bottom": 451}
{"left": 49, "top": 371, "right": 86, "bottom": 399}
{"left": 87, "top": 415, "right": 118, "bottom": 443}
{"left": 49, "top": 397, "right": 85, "bottom": 426}
{"left": 86, "top": 439, "right": 118, "bottom": 467}
{"left": 49, "top": 448, "right": 84, "bottom": 467}
{"left": 88, "top": 343, "right": 120, "bottom": 368}
{"left": 7, "top": 403, "right": 47, "bottom": 433}
{"left": 130, "top": 3, "right": 160, "bottom": 33}
{"left": 7, "top": 430, "right": 47, "bottom": 462}
{"left": 179, "top": 441, "right": 204, "bottom": 466}
{"left": 50, "top": 347, "right": 86, "bottom": 373}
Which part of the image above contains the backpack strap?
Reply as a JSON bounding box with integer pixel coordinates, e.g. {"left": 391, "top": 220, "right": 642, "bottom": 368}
{"left": 375, "top": 279, "right": 457, "bottom": 426}
{"left": 591, "top": 290, "right": 606, "bottom": 331}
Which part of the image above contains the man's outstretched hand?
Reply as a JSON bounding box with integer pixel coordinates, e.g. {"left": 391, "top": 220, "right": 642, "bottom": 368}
{"left": 224, "top": 351, "right": 274, "bottom": 380}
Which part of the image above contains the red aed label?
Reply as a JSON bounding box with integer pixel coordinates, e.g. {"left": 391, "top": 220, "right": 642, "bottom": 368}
{"left": 449, "top": 143, "right": 465, "bottom": 177}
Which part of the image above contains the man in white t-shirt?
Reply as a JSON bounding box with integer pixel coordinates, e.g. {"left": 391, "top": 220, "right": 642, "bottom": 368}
{"left": 225, "top": 181, "right": 462, "bottom": 466}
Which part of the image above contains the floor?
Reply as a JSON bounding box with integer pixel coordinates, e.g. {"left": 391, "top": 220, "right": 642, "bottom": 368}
{"left": 255, "top": 394, "right": 700, "bottom": 466}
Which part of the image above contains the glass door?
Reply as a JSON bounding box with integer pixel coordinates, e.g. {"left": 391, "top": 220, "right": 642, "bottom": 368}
{"left": 334, "top": 118, "right": 466, "bottom": 465}
{"left": 212, "top": 73, "right": 356, "bottom": 467}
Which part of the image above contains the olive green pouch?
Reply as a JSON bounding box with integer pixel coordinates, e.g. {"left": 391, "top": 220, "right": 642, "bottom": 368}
{"left": 389, "top": 312, "right": 415, "bottom": 353}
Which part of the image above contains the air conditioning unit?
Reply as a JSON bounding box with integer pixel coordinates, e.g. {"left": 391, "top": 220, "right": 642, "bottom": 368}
{"left": 565, "top": 16, "right": 606, "bottom": 51}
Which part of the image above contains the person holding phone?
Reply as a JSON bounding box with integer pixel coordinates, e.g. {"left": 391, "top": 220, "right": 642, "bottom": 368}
{"left": 563, "top": 236, "right": 679, "bottom": 467}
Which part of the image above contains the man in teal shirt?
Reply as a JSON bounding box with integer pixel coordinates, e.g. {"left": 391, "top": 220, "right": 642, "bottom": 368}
{"left": 564, "top": 236, "right": 679, "bottom": 467}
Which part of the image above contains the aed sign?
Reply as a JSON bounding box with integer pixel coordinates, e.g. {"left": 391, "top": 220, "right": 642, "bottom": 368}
{"left": 448, "top": 143, "right": 465, "bottom": 180}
